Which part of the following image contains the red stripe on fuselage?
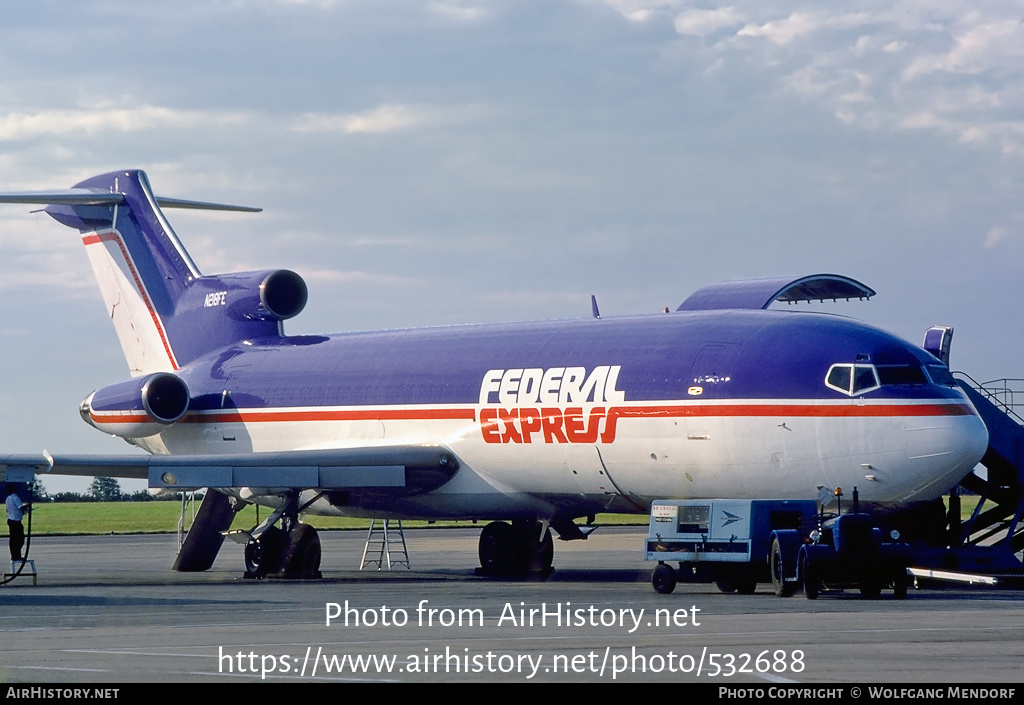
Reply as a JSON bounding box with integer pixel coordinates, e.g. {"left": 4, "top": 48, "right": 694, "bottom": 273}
{"left": 181, "top": 407, "right": 478, "bottom": 424}
{"left": 90, "top": 411, "right": 150, "bottom": 424}
{"left": 169, "top": 401, "right": 974, "bottom": 427}
{"left": 606, "top": 402, "right": 976, "bottom": 419}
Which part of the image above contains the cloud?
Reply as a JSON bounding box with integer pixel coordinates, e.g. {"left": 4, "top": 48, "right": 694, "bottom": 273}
{"left": 983, "top": 226, "right": 1007, "bottom": 249}
{"left": 482, "top": 289, "right": 587, "bottom": 307}
{"left": 587, "top": 2, "right": 1024, "bottom": 153}
{"left": 428, "top": 1, "right": 491, "bottom": 23}
{"left": 674, "top": 7, "right": 745, "bottom": 37}
{"left": 302, "top": 269, "right": 416, "bottom": 285}
{"left": 0, "top": 250, "right": 96, "bottom": 293}
{"left": 260, "top": 0, "right": 348, "bottom": 8}
{"left": 347, "top": 237, "right": 421, "bottom": 248}
{"left": 290, "top": 104, "right": 436, "bottom": 135}
{"left": 736, "top": 12, "right": 819, "bottom": 45}
{"left": 0, "top": 106, "right": 249, "bottom": 142}
{"left": 903, "top": 20, "right": 1024, "bottom": 80}
{"left": 649, "top": 4, "right": 1024, "bottom": 155}
{"left": 592, "top": 1, "right": 690, "bottom": 23}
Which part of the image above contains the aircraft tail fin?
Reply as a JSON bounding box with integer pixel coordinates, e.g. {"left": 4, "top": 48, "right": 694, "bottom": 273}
{"left": 0, "top": 170, "right": 304, "bottom": 376}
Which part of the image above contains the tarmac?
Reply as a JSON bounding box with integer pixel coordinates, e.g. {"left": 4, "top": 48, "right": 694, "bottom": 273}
{"left": 0, "top": 526, "right": 1021, "bottom": 684}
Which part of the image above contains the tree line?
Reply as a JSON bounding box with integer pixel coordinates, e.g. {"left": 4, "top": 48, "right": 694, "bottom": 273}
{"left": 31, "top": 477, "right": 186, "bottom": 503}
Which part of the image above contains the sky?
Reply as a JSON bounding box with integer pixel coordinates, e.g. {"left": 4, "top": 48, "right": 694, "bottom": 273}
{"left": 1, "top": 0, "right": 1022, "bottom": 493}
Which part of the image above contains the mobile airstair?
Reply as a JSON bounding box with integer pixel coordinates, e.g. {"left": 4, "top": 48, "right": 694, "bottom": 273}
{"left": 934, "top": 375, "right": 1024, "bottom": 581}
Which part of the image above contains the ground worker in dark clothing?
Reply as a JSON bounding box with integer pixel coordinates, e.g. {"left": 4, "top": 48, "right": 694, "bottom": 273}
{"left": 5, "top": 484, "right": 27, "bottom": 561}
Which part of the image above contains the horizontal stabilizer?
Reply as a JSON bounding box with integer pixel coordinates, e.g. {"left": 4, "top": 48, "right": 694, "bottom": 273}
{"left": 0, "top": 189, "right": 123, "bottom": 206}
{"left": 0, "top": 189, "right": 260, "bottom": 212}
{"left": 154, "top": 196, "right": 261, "bottom": 212}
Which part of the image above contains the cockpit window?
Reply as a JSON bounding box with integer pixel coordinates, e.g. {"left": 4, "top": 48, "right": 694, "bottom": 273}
{"left": 925, "top": 364, "right": 957, "bottom": 387}
{"left": 876, "top": 364, "right": 927, "bottom": 386}
{"left": 825, "top": 364, "right": 879, "bottom": 396}
{"left": 854, "top": 366, "right": 878, "bottom": 393}
{"left": 826, "top": 365, "right": 851, "bottom": 393}
{"left": 826, "top": 361, "right": 947, "bottom": 395}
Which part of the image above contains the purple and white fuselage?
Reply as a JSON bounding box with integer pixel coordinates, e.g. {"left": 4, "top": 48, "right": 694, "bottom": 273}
{"left": 0, "top": 170, "right": 987, "bottom": 574}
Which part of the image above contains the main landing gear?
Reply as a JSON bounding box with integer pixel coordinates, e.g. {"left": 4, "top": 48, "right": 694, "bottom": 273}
{"left": 238, "top": 490, "right": 323, "bottom": 579}
{"left": 477, "top": 519, "right": 554, "bottom": 577}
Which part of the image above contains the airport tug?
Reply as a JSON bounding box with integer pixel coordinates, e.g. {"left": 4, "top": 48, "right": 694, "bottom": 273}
{"left": 646, "top": 489, "right": 911, "bottom": 599}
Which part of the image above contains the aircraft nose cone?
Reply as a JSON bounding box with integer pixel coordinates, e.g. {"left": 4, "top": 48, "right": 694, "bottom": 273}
{"left": 902, "top": 411, "right": 989, "bottom": 502}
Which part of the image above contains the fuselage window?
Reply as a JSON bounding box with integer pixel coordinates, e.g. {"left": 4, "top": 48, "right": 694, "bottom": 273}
{"left": 825, "top": 363, "right": 880, "bottom": 396}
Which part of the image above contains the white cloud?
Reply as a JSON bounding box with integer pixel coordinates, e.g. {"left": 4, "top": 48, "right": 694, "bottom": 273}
{"left": 302, "top": 269, "right": 416, "bottom": 286}
{"left": 260, "top": 0, "right": 348, "bottom": 8}
{"left": 674, "top": 7, "right": 745, "bottom": 37}
{"left": 291, "top": 104, "right": 435, "bottom": 135}
{"left": 0, "top": 106, "right": 249, "bottom": 141}
{"left": 348, "top": 237, "right": 421, "bottom": 248}
{"left": 983, "top": 226, "right": 1007, "bottom": 249}
{"left": 482, "top": 289, "right": 587, "bottom": 307}
{"left": 983, "top": 212, "right": 1024, "bottom": 247}
{"left": 736, "top": 12, "right": 819, "bottom": 46}
{"left": 428, "top": 1, "right": 491, "bottom": 23}
{"left": 899, "top": 112, "right": 942, "bottom": 130}
{"left": 903, "top": 20, "right": 1024, "bottom": 80}
{"left": 593, "top": 1, "right": 689, "bottom": 23}
{"left": 641, "top": 4, "right": 1024, "bottom": 154}
{"left": 0, "top": 249, "right": 96, "bottom": 293}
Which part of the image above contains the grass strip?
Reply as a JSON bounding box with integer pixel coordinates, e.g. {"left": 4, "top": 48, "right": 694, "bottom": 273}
{"left": 10, "top": 496, "right": 994, "bottom": 536}
{"left": 13, "top": 501, "right": 645, "bottom": 536}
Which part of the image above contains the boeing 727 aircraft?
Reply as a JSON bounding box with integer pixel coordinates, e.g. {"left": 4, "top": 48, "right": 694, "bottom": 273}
{"left": 0, "top": 170, "right": 988, "bottom": 577}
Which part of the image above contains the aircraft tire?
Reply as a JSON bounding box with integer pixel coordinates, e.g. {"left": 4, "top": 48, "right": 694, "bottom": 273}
{"left": 652, "top": 563, "right": 677, "bottom": 594}
{"left": 244, "top": 526, "right": 287, "bottom": 578}
{"left": 478, "top": 521, "right": 518, "bottom": 575}
{"left": 530, "top": 527, "right": 554, "bottom": 572}
{"left": 282, "top": 524, "right": 322, "bottom": 578}
{"left": 244, "top": 541, "right": 262, "bottom": 577}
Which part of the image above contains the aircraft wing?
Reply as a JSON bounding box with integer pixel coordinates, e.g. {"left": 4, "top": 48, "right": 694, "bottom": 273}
{"left": 0, "top": 446, "right": 459, "bottom": 492}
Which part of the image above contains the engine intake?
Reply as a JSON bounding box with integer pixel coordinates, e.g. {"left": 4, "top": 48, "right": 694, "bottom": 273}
{"left": 81, "top": 372, "right": 190, "bottom": 438}
{"left": 260, "top": 269, "right": 308, "bottom": 321}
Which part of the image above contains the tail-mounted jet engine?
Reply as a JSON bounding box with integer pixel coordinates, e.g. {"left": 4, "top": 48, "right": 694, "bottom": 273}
{"left": 165, "top": 269, "right": 308, "bottom": 367}
{"left": 81, "top": 372, "right": 190, "bottom": 439}
{"left": 183, "top": 268, "right": 308, "bottom": 323}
